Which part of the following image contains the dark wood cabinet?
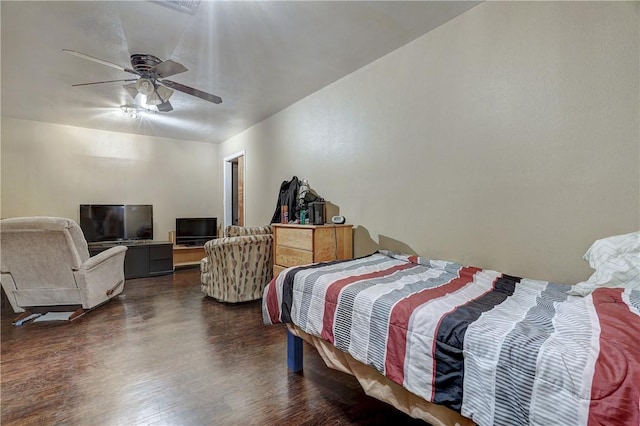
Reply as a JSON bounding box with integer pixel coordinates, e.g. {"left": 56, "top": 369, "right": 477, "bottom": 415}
{"left": 89, "top": 242, "right": 173, "bottom": 279}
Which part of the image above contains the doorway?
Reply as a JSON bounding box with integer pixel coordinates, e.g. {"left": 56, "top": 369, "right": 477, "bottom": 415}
{"left": 223, "top": 151, "right": 245, "bottom": 227}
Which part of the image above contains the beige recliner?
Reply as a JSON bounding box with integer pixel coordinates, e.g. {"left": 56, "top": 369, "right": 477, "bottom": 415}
{"left": 200, "top": 225, "right": 273, "bottom": 303}
{"left": 0, "top": 216, "right": 127, "bottom": 313}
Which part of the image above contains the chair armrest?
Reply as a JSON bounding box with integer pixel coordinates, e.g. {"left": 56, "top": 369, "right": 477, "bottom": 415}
{"left": 82, "top": 246, "right": 127, "bottom": 272}
{"left": 223, "top": 225, "right": 272, "bottom": 237}
{"left": 75, "top": 246, "right": 127, "bottom": 309}
{"left": 204, "top": 234, "right": 273, "bottom": 257}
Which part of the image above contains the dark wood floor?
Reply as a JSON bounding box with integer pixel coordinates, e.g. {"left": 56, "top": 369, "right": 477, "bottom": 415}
{"left": 1, "top": 268, "right": 427, "bottom": 425}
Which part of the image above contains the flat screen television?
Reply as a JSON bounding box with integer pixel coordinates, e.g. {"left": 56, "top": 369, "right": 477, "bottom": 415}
{"left": 79, "top": 204, "right": 153, "bottom": 243}
{"left": 176, "top": 217, "right": 217, "bottom": 245}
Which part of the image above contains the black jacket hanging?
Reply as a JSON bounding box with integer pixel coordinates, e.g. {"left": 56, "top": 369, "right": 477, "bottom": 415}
{"left": 270, "top": 176, "right": 300, "bottom": 224}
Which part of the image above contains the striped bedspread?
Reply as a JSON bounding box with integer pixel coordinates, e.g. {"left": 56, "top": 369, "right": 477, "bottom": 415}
{"left": 262, "top": 251, "right": 640, "bottom": 426}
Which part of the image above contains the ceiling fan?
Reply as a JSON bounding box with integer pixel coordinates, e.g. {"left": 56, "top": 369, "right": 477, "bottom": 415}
{"left": 63, "top": 49, "right": 222, "bottom": 112}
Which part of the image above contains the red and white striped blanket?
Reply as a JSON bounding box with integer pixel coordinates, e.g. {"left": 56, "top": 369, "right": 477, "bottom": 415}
{"left": 262, "top": 251, "right": 640, "bottom": 426}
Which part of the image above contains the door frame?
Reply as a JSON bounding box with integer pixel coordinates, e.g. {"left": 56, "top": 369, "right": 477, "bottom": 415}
{"left": 223, "top": 150, "right": 245, "bottom": 227}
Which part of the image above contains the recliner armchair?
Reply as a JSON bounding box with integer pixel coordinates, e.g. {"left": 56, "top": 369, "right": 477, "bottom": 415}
{"left": 200, "top": 225, "right": 273, "bottom": 303}
{"left": 0, "top": 216, "right": 127, "bottom": 313}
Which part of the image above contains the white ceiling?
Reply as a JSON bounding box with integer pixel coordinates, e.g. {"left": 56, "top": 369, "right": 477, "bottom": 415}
{"left": 1, "top": 1, "right": 479, "bottom": 143}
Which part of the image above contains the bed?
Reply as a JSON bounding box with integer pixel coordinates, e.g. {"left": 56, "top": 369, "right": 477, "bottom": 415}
{"left": 262, "top": 232, "right": 640, "bottom": 426}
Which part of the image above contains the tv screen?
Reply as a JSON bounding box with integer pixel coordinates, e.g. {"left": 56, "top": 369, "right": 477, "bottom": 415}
{"left": 125, "top": 205, "right": 153, "bottom": 240}
{"left": 176, "top": 218, "right": 217, "bottom": 241}
{"left": 79, "top": 204, "right": 153, "bottom": 243}
{"left": 79, "top": 205, "right": 125, "bottom": 242}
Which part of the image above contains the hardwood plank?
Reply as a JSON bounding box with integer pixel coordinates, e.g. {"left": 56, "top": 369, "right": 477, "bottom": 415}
{"left": 0, "top": 269, "right": 428, "bottom": 425}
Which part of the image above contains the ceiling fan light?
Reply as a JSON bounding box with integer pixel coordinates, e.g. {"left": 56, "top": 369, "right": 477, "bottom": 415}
{"left": 136, "top": 78, "right": 155, "bottom": 96}
{"left": 146, "top": 91, "right": 162, "bottom": 106}
{"left": 156, "top": 85, "right": 173, "bottom": 102}
{"left": 123, "top": 83, "right": 139, "bottom": 99}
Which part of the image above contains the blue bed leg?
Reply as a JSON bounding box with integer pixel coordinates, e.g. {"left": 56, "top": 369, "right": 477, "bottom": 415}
{"left": 287, "top": 329, "right": 303, "bottom": 372}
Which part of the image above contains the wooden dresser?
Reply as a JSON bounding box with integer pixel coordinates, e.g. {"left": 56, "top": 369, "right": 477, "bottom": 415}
{"left": 272, "top": 224, "right": 354, "bottom": 277}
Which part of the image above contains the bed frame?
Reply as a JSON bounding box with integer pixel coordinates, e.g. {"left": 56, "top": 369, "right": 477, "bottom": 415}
{"left": 286, "top": 326, "right": 475, "bottom": 426}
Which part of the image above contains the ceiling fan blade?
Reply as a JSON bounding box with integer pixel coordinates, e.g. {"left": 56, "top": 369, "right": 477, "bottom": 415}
{"left": 123, "top": 83, "right": 139, "bottom": 99}
{"left": 160, "top": 79, "right": 222, "bottom": 104}
{"left": 157, "top": 101, "right": 173, "bottom": 112}
{"left": 62, "top": 49, "right": 139, "bottom": 75}
{"left": 151, "top": 60, "right": 188, "bottom": 78}
{"left": 72, "top": 78, "right": 138, "bottom": 87}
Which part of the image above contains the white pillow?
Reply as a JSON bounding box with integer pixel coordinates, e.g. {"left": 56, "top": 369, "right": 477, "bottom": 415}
{"left": 570, "top": 231, "right": 640, "bottom": 296}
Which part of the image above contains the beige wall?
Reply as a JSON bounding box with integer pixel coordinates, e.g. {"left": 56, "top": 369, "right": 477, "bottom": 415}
{"left": 218, "top": 1, "right": 640, "bottom": 284}
{"left": 1, "top": 118, "right": 220, "bottom": 241}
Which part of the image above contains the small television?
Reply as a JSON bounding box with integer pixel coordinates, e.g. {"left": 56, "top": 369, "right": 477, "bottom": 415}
{"left": 176, "top": 217, "right": 217, "bottom": 245}
{"left": 79, "top": 204, "right": 153, "bottom": 243}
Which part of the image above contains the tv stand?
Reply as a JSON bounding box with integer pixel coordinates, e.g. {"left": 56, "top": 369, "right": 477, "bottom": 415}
{"left": 89, "top": 241, "right": 173, "bottom": 279}
{"left": 168, "top": 232, "right": 211, "bottom": 268}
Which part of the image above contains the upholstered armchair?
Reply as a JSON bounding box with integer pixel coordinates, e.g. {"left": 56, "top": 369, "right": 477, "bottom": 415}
{"left": 200, "top": 225, "right": 273, "bottom": 303}
{"left": 0, "top": 217, "right": 127, "bottom": 313}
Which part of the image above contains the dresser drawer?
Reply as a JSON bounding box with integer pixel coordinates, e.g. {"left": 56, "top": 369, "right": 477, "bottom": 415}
{"left": 275, "top": 246, "right": 313, "bottom": 267}
{"left": 276, "top": 227, "right": 313, "bottom": 250}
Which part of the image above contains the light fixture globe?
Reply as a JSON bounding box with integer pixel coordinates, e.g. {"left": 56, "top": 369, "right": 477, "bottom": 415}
{"left": 146, "top": 91, "right": 162, "bottom": 106}
{"left": 123, "top": 78, "right": 173, "bottom": 107}
{"left": 136, "top": 78, "right": 155, "bottom": 96}
{"left": 156, "top": 85, "right": 173, "bottom": 102}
